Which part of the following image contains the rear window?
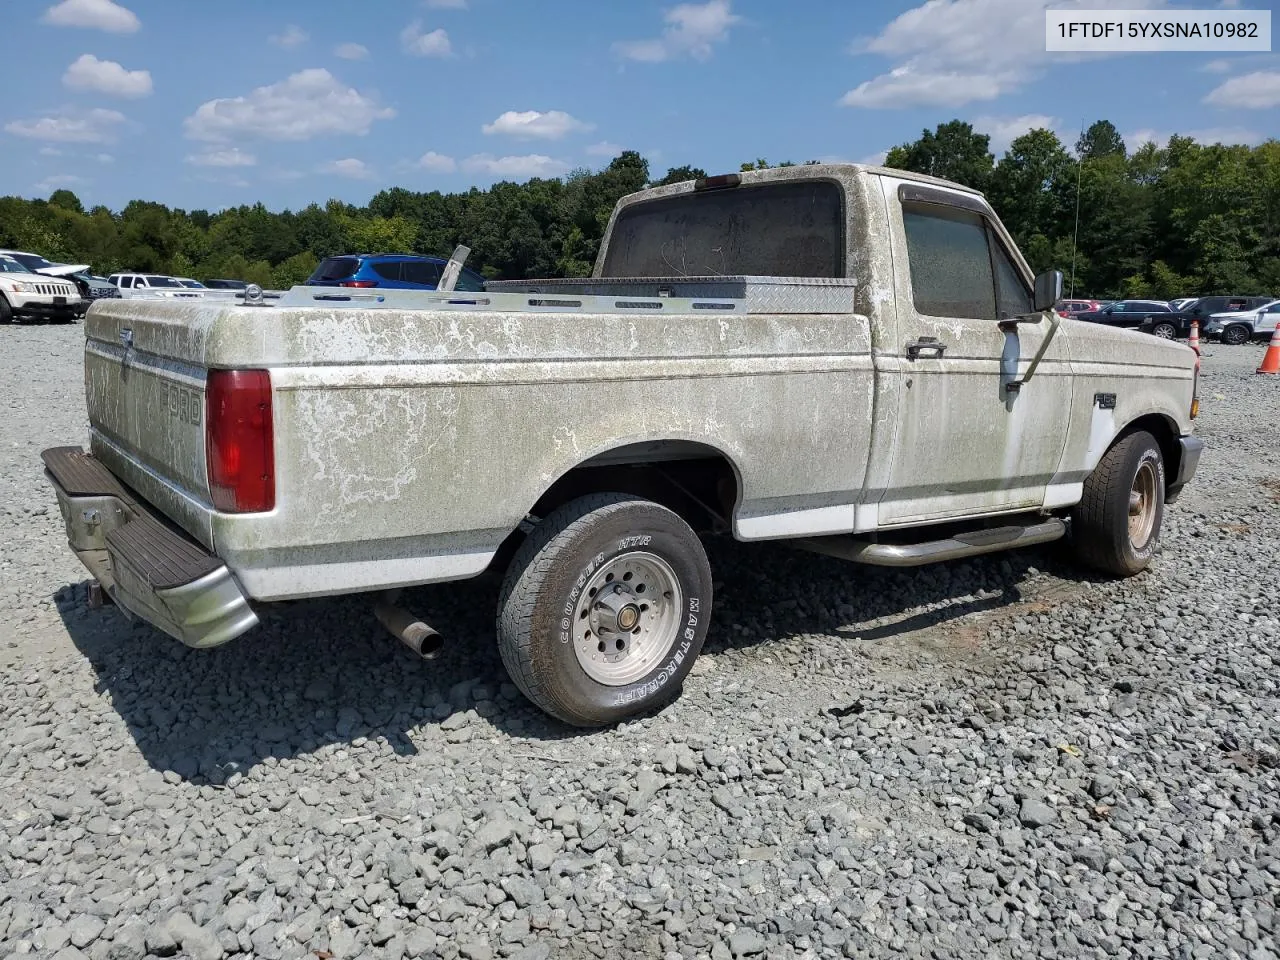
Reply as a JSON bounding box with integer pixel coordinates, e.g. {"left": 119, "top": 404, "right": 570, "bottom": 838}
{"left": 601, "top": 180, "right": 844, "bottom": 278}
{"left": 312, "top": 257, "right": 359, "bottom": 281}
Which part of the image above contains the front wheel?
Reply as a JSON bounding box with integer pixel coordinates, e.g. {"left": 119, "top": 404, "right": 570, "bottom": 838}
{"left": 1221, "top": 324, "right": 1251, "bottom": 346}
{"left": 497, "top": 493, "right": 713, "bottom": 727}
{"left": 0, "top": 295, "right": 12, "bottom": 325}
{"left": 1150, "top": 322, "right": 1177, "bottom": 339}
{"left": 1071, "top": 430, "right": 1165, "bottom": 577}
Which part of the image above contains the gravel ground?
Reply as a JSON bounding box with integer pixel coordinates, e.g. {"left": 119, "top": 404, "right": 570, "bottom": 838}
{"left": 2, "top": 322, "right": 1278, "bottom": 960}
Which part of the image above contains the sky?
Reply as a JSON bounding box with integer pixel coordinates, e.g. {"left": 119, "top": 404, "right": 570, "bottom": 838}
{"left": 2, "top": 0, "right": 1278, "bottom": 213}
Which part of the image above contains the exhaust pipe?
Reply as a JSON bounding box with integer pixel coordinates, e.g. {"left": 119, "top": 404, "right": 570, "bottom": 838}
{"left": 374, "top": 592, "right": 444, "bottom": 660}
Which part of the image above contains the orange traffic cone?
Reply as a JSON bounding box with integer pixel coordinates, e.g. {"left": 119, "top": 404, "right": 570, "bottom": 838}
{"left": 1258, "top": 323, "right": 1280, "bottom": 375}
{"left": 1188, "top": 319, "right": 1200, "bottom": 356}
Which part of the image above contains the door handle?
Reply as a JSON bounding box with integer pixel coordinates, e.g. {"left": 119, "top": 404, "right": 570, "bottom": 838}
{"left": 906, "top": 337, "right": 946, "bottom": 360}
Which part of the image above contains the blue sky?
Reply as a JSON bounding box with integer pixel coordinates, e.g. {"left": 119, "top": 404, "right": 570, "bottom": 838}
{"left": 3, "top": 0, "right": 1278, "bottom": 212}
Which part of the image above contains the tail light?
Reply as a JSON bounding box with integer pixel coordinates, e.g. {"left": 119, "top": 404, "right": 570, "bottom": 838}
{"left": 206, "top": 369, "right": 275, "bottom": 513}
{"left": 339, "top": 280, "right": 377, "bottom": 288}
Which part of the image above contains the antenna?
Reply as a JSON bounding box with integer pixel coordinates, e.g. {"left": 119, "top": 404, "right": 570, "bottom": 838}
{"left": 1069, "top": 119, "right": 1084, "bottom": 299}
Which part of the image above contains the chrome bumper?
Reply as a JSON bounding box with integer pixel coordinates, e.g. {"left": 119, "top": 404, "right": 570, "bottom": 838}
{"left": 43, "top": 447, "right": 258, "bottom": 648}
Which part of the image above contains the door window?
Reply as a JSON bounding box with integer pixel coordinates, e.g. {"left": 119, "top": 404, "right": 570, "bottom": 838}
{"left": 902, "top": 203, "right": 1032, "bottom": 320}
{"left": 402, "top": 261, "right": 443, "bottom": 286}
{"left": 372, "top": 262, "right": 403, "bottom": 282}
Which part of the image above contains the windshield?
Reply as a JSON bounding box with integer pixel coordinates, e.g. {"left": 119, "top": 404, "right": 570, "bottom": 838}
{"left": 0, "top": 256, "right": 34, "bottom": 274}
{"left": 178, "top": 279, "right": 204, "bottom": 288}
{"left": 145, "top": 275, "right": 183, "bottom": 288}
{"left": 10, "top": 252, "right": 56, "bottom": 271}
{"left": 601, "top": 180, "right": 844, "bottom": 278}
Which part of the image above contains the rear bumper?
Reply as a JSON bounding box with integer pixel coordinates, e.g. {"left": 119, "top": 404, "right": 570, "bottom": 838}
{"left": 1167, "top": 435, "right": 1204, "bottom": 503}
{"left": 42, "top": 446, "right": 258, "bottom": 648}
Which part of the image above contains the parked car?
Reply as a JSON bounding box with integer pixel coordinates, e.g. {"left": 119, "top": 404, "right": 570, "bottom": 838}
{"left": 0, "top": 254, "right": 85, "bottom": 323}
{"left": 41, "top": 164, "right": 1203, "bottom": 727}
{"left": 176, "top": 277, "right": 206, "bottom": 289}
{"left": 106, "top": 273, "right": 205, "bottom": 299}
{"left": 1169, "top": 297, "right": 1198, "bottom": 312}
{"left": 204, "top": 279, "right": 248, "bottom": 290}
{"left": 1203, "top": 299, "right": 1280, "bottom": 345}
{"left": 0, "top": 248, "right": 90, "bottom": 279}
{"left": 72, "top": 271, "right": 122, "bottom": 304}
{"left": 307, "top": 253, "right": 487, "bottom": 291}
{"left": 1073, "top": 299, "right": 1173, "bottom": 330}
{"left": 1055, "top": 298, "right": 1101, "bottom": 318}
{"left": 1138, "top": 295, "right": 1275, "bottom": 339}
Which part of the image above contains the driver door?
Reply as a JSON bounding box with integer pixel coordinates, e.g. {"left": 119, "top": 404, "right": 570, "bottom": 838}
{"left": 876, "top": 180, "right": 1072, "bottom": 526}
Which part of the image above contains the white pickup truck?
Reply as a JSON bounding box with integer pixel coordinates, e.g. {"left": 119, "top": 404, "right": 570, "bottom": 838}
{"left": 44, "top": 165, "right": 1203, "bottom": 726}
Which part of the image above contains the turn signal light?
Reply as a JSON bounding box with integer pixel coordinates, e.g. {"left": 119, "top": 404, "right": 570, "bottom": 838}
{"left": 206, "top": 369, "right": 275, "bottom": 513}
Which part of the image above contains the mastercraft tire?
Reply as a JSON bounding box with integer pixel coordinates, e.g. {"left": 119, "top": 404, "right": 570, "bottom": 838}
{"left": 1071, "top": 430, "right": 1165, "bottom": 577}
{"left": 497, "top": 493, "right": 713, "bottom": 727}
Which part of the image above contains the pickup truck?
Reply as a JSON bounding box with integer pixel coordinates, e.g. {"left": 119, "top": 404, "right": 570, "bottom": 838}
{"left": 43, "top": 164, "right": 1204, "bottom": 727}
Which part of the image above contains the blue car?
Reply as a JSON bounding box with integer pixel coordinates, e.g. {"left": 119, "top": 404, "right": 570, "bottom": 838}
{"left": 306, "top": 253, "right": 487, "bottom": 291}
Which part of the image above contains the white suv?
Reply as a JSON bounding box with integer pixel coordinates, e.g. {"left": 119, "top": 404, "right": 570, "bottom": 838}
{"left": 106, "top": 273, "right": 205, "bottom": 299}
{"left": 1205, "top": 299, "right": 1280, "bottom": 345}
{"left": 0, "top": 254, "right": 85, "bottom": 323}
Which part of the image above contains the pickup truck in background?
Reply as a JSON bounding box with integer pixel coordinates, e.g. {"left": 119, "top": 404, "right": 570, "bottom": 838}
{"left": 43, "top": 164, "right": 1203, "bottom": 726}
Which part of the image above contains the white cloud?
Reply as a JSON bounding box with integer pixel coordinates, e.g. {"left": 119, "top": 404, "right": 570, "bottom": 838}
{"left": 462, "top": 153, "right": 570, "bottom": 178}
{"left": 62, "top": 54, "right": 152, "bottom": 98}
{"left": 320, "top": 158, "right": 374, "bottom": 179}
{"left": 42, "top": 0, "right": 139, "bottom": 33}
{"left": 401, "top": 21, "right": 452, "bottom": 57}
{"left": 39, "top": 146, "right": 63, "bottom": 156}
{"left": 842, "top": 0, "right": 1167, "bottom": 109}
{"left": 96, "top": 152, "right": 113, "bottom": 163}
{"left": 974, "top": 113, "right": 1061, "bottom": 155}
{"left": 36, "top": 174, "right": 87, "bottom": 191}
{"left": 270, "top": 25, "right": 308, "bottom": 48}
{"left": 425, "top": 0, "right": 467, "bottom": 7}
{"left": 859, "top": 150, "right": 889, "bottom": 166}
{"left": 1200, "top": 58, "right": 1233, "bottom": 74}
{"left": 335, "top": 42, "right": 369, "bottom": 60}
{"left": 5, "top": 107, "right": 126, "bottom": 143}
{"left": 416, "top": 151, "right": 457, "bottom": 172}
{"left": 586, "top": 141, "right": 623, "bottom": 157}
{"left": 186, "top": 148, "right": 258, "bottom": 168}
{"left": 482, "top": 110, "right": 591, "bottom": 140}
{"left": 1125, "top": 127, "right": 1264, "bottom": 148}
{"left": 184, "top": 69, "right": 395, "bottom": 142}
{"left": 615, "top": 0, "right": 740, "bottom": 62}
{"left": 1204, "top": 70, "right": 1280, "bottom": 109}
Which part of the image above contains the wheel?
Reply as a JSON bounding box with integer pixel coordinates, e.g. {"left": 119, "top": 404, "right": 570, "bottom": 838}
{"left": 0, "top": 295, "right": 11, "bottom": 325}
{"left": 497, "top": 493, "right": 713, "bottom": 727}
{"left": 1071, "top": 430, "right": 1165, "bottom": 577}
{"left": 1221, "top": 324, "right": 1251, "bottom": 346}
{"left": 1150, "top": 322, "right": 1176, "bottom": 339}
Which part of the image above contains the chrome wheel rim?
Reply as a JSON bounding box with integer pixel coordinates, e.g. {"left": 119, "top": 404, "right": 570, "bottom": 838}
{"left": 572, "top": 552, "right": 681, "bottom": 686}
{"left": 1128, "top": 461, "right": 1158, "bottom": 548}
{"left": 1154, "top": 325, "right": 1175, "bottom": 339}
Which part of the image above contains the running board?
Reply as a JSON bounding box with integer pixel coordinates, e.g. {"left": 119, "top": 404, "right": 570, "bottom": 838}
{"left": 793, "top": 518, "right": 1067, "bottom": 568}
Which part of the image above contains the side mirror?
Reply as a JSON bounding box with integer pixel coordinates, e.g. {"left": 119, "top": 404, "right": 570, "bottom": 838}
{"left": 1033, "top": 270, "right": 1063, "bottom": 313}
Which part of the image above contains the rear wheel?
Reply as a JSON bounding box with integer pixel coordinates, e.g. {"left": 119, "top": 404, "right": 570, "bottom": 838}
{"left": 1071, "top": 430, "right": 1165, "bottom": 577}
{"left": 1150, "top": 322, "right": 1177, "bottom": 339}
{"left": 1221, "top": 324, "right": 1251, "bottom": 346}
{"left": 497, "top": 493, "right": 713, "bottom": 727}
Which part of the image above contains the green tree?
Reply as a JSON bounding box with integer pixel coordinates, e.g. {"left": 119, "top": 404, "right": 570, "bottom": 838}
{"left": 884, "top": 121, "right": 994, "bottom": 191}
{"left": 1076, "top": 120, "right": 1126, "bottom": 161}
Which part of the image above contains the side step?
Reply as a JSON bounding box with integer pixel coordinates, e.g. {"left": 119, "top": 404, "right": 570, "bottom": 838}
{"left": 793, "top": 518, "right": 1067, "bottom": 568}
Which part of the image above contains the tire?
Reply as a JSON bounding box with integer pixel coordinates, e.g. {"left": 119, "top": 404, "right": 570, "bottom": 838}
{"left": 0, "top": 295, "right": 11, "bottom": 325}
{"left": 1221, "top": 324, "right": 1251, "bottom": 346}
{"left": 1071, "top": 430, "right": 1165, "bottom": 577}
{"left": 1150, "top": 322, "right": 1177, "bottom": 339}
{"left": 497, "top": 493, "right": 713, "bottom": 727}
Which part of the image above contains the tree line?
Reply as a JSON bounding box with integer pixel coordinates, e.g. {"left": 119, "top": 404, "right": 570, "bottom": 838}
{"left": 1, "top": 122, "right": 1276, "bottom": 299}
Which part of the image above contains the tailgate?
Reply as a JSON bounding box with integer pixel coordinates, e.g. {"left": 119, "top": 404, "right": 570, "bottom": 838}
{"left": 84, "top": 301, "right": 219, "bottom": 533}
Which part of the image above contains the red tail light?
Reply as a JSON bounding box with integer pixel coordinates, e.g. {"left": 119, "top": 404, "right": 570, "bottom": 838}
{"left": 206, "top": 369, "right": 274, "bottom": 513}
{"left": 339, "top": 280, "right": 377, "bottom": 288}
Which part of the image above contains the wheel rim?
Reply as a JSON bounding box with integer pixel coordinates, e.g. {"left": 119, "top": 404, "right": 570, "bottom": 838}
{"left": 572, "top": 551, "right": 682, "bottom": 686}
{"left": 1225, "top": 328, "right": 1245, "bottom": 345}
{"left": 1127, "top": 461, "right": 1158, "bottom": 549}
{"left": 1154, "top": 325, "right": 1175, "bottom": 339}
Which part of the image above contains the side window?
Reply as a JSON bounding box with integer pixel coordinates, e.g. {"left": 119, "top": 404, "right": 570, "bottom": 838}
{"left": 402, "top": 261, "right": 443, "bottom": 286}
{"left": 120, "top": 276, "right": 133, "bottom": 288}
{"left": 372, "top": 262, "right": 402, "bottom": 282}
{"left": 990, "top": 231, "right": 1032, "bottom": 319}
{"left": 901, "top": 205, "right": 996, "bottom": 319}
{"left": 455, "top": 267, "right": 486, "bottom": 292}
